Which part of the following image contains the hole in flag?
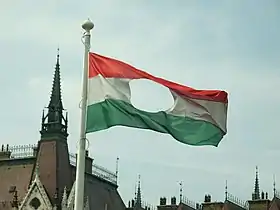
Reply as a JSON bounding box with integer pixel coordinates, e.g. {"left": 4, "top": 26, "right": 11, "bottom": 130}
{"left": 130, "top": 79, "right": 174, "bottom": 112}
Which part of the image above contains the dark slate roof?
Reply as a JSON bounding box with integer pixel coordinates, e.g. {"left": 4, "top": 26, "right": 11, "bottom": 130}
{"left": 157, "top": 203, "right": 192, "bottom": 210}
{"left": 157, "top": 205, "right": 179, "bottom": 210}
{"left": 85, "top": 173, "right": 125, "bottom": 210}
{"left": 70, "top": 165, "right": 126, "bottom": 210}
{"left": 269, "top": 197, "right": 280, "bottom": 210}
{"left": 223, "top": 200, "right": 247, "bottom": 210}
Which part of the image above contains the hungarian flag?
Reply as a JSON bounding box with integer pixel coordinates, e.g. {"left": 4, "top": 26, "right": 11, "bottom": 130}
{"left": 86, "top": 53, "right": 228, "bottom": 146}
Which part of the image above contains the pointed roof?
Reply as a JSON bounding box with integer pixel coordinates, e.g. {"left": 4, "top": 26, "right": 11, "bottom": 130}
{"left": 19, "top": 172, "right": 53, "bottom": 209}
{"left": 48, "top": 48, "right": 63, "bottom": 111}
{"left": 40, "top": 49, "right": 68, "bottom": 138}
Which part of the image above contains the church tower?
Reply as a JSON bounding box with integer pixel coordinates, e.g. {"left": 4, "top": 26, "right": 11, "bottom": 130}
{"left": 248, "top": 167, "right": 270, "bottom": 210}
{"left": 31, "top": 50, "right": 72, "bottom": 208}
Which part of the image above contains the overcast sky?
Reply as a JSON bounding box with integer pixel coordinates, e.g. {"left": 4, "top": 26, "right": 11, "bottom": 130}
{"left": 0, "top": 0, "right": 280, "bottom": 207}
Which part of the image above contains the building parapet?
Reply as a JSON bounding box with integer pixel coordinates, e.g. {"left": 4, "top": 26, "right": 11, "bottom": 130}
{"left": 69, "top": 153, "right": 117, "bottom": 185}
{"left": 1, "top": 144, "right": 117, "bottom": 185}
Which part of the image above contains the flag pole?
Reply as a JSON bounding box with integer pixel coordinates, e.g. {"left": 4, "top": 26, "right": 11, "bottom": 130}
{"left": 74, "top": 19, "right": 94, "bottom": 210}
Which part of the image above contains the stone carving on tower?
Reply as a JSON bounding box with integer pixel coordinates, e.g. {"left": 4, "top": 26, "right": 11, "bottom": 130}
{"left": 19, "top": 164, "right": 53, "bottom": 210}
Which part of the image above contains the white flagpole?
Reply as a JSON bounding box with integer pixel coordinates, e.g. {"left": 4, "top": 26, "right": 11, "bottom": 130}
{"left": 74, "top": 19, "right": 94, "bottom": 210}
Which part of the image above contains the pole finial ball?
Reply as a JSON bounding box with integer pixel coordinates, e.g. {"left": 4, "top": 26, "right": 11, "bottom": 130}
{"left": 82, "top": 19, "right": 94, "bottom": 31}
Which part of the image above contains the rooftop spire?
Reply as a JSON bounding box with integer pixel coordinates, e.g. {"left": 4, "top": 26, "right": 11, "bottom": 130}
{"left": 274, "top": 175, "right": 276, "bottom": 197}
{"left": 254, "top": 166, "right": 260, "bottom": 200}
{"left": 40, "top": 49, "right": 68, "bottom": 138}
{"left": 116, "top": 157, "right": 119, "bottom": 184}
{"left": 225, "top": 180, "right": 228, "bottom": 200}
{"left": 135, "top": 175, "right": 142, "bottom": 208}
{"left": 179, "top": 181, "right": 183, "bottom": 203}
{"left": 48, "top": 48, "right": 63, "bottom": 112}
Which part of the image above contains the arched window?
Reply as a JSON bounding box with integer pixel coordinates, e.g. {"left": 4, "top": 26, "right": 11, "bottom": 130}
{"left": 29, "top": 197, "right": 41, "bottom": 209}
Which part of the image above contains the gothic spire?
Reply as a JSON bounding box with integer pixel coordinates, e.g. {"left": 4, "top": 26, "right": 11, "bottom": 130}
{"left": 48, "top": 48, "right": 63, "bottom": 114}
{"left": 135, "top": 175, "right": 142, "bottom": 208}
{"left": 254, "top": 166, "right": 260, "bottom": 200}
{"left": 40, "top": 49, "right": 68, "bottom": 138}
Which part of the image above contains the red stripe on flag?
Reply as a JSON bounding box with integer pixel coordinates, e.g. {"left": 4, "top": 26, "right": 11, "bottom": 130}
{"left": 89, "top": 53, "right": 228, "bottom": 103}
